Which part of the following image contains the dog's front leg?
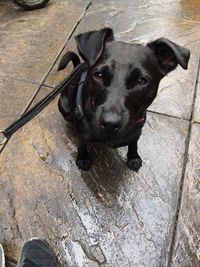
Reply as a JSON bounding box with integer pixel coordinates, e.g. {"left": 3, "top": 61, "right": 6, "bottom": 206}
{"left": 76, "top": 142, "right": 92, "bottom": 171}
{"left": 127, "top": 139, "right": 142, "bottom": 172}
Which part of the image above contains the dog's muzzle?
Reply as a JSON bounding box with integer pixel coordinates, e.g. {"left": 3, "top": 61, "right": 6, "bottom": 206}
{"left": 99, "top": 111, "right": 122, "bottom": 133}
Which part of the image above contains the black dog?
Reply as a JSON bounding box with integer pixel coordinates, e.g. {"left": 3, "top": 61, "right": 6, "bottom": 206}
{"left": 58, "top": 28, "right": 190, "bottom": 171}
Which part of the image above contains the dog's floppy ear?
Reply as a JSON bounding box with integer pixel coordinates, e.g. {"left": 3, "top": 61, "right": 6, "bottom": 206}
{"left": 147, "top": 38, "right": 190, "bottom": 74}
{"left": 75, "top": 28, "right": 114, "bottom": 66}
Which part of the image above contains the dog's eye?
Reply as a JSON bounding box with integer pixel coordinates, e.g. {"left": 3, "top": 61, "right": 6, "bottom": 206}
{"left": 93, "top": 71, "right": 103, "bottom": 81}
{"left": 137, "top": 77, "right": 148, "bottom": 86}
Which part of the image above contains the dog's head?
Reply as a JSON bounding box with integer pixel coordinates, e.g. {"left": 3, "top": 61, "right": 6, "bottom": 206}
{"left": 75, "top": 28, "right": 190, "bottom": 139}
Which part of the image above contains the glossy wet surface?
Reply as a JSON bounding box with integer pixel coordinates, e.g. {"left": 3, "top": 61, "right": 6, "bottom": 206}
{"left": 0, "top": 1, "right": 200, "bottom": 266}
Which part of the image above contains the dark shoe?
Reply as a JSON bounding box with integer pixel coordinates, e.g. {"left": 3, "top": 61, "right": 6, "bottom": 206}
{"left": 17, "top": 238, "right": 57, "bottom": 267}
{"left": 0, "top": 244, "right": 5, "bottom": 267}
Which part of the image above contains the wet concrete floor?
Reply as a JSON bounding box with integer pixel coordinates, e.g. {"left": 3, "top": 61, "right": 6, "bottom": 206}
{"left": 0, "top": 0, "right": 200, "bottom": 266}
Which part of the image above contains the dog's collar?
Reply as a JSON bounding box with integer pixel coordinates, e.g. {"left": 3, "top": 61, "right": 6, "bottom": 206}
{"left": 135, "top": 117, "right": 145, "bottom": 124}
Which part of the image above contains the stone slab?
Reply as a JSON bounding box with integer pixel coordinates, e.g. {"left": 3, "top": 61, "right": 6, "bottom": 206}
{"left": 45, "top": 0, "right": 200, "bottom": 120}
{"left": 0, "top": 0, "right": 90, "bottom": 147}
{"left": 0, "top": 102, "right": 189, "bottom": 266}
{"left": 172, "top": 123, "right": 200, "bottom": 267}
{"left": 91, "top": 0, "right": 200, "bottom": 22}
{"left": 0, "top": 76, "right": 39, "bottom": 129}
{"left": 0, "top": 0, "right": 89, "bottom": 84}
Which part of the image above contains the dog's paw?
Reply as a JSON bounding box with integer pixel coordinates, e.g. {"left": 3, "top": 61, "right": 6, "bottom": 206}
{"left": 127, "top": 157, "right": 142, "bottom": 172}
{"left": 76, "top": 158, "right": 92, "bottom": 171}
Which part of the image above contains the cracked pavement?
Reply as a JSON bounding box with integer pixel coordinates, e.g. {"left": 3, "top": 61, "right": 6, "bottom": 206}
{"left": 0, "top": 0, "right": 200, "bottom": 266}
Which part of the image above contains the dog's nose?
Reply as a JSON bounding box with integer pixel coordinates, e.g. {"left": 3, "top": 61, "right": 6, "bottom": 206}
{"left": 100, "top": 112, "right": 122, "bottom": 132}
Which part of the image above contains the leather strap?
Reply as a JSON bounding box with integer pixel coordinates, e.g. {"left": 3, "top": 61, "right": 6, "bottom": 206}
{"left": 75, "top": 71, "right": 88, "bottom": 120}
{"left": 0, "top": 62, "right": 89, "bottom": 145}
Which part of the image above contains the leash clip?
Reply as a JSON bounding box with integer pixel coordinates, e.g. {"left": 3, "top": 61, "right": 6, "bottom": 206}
{"left": 0, "top": 130, "right": 7, "bottom": 145}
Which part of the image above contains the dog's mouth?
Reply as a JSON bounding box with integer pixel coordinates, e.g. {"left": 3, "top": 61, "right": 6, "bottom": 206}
{"left": 91, "top": 116, "right": 145, "bottom": 142}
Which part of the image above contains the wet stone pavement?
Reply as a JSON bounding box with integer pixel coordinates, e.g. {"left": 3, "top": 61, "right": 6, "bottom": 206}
{"left": 0, "top": 0, "right": 200, "bottom": 266}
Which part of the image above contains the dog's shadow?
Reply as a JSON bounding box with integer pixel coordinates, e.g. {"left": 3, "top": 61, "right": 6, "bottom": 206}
{"left": 79, "top": 144, "right": 130, "bottom": 206}
{"left": 64, "top": 123, "right": 134, "bottom": 206}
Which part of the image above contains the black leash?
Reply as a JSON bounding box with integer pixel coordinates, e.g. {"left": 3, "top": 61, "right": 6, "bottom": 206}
{"left": 0, "top": 56, "right": 89, "bottom": 152}
{"left": 75, "top": 70, "right": 88, "bottom": 120}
